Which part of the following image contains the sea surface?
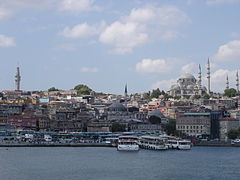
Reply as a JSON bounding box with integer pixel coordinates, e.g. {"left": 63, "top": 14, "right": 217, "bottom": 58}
{"left": 0, "top": 146, "right": 240, "bottom": 180}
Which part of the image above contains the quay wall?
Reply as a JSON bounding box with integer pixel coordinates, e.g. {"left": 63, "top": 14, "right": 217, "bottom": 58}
{"left": 0, "top": 143, "right": 116, "bottom": 148}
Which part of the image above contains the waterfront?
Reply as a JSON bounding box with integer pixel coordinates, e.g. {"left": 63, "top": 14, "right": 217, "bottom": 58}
{"left": 0, "top": 147, "right": 240, "bottom": 180}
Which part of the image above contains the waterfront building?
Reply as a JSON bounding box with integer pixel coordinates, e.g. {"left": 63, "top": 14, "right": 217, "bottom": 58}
{"left": 176, "top": 112, "right": 211, "bottom": 137}
{"left": 219, "top": 117, "right": 239, "bottom": 141}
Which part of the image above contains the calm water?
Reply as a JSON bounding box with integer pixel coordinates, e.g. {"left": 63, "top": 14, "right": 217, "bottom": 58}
{"left": 0, "top": 147, "right": 240, "bottom": 180}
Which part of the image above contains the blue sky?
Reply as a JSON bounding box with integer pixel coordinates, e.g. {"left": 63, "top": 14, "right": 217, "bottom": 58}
{"left": 0, "top": 0, "right": 240, "bottom": 94}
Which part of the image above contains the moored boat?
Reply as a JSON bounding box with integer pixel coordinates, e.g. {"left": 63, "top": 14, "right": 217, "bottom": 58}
{"left": 139, "top": 136, "right": 168, "bottom": 150}
{"left": 117, "top": 136, "right": 139, "bottom": 151}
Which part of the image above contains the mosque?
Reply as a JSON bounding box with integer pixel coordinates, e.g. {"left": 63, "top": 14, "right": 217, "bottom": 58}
{"left": 168, "top": 61, "right": 210, "bottom": 99}
{"left": 168, "top": 60, "right": 239, "bottom": 99}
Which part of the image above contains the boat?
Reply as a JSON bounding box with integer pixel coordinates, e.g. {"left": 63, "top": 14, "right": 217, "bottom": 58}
{"left": 139, "top": 136, "right": 168, "bottom": 150}
{"left": 117, "top": 136, "right": 139, "bottom": 151}
{"left": 160, "top": 135, "right": 192, "bottom": 150}
{"left": 177, "top": 140, "right": 191, "bottom": 150}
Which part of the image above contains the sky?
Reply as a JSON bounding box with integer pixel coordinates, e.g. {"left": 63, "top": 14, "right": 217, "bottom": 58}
{"left": 0, "top": 0, "right": 240, "bottom": 94}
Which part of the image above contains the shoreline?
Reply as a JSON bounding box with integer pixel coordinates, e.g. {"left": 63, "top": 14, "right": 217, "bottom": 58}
{"left": 0, "top": 143, "right": 116, "bottom": 148}
{"left": 1, "top": 143, "right": 240, "bottom": 148}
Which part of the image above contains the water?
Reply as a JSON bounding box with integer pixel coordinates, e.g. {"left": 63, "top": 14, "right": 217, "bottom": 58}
{"left": 0, "top": 147, "right": 240, "bottom": 180}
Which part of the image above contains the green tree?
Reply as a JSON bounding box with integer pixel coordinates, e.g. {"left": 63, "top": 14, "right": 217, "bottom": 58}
{"left": 111, "top": 123, "right": 126, "bottom": 132}
{"left": 227, "top": 129, "right": 240, "bottom": 139}
{"left": 203, "top": 93, "right": 210, "bottom": 99}
{"left": 74, "top": 84, "right": 92, "bottom": 96}
{"left": 48, "top": 87, "right": 59, "bottom": 92}
{"left": 224, "top": 88, "right": 237, "bottom": 97}
{"left": 164, "top": 120, "right": 176, "bottom": 135}
{"left": 143, "top": 92, "right": 151, "bottom": 100}
{"left": 151, "top": 88, "right": 161, "bottom": 98}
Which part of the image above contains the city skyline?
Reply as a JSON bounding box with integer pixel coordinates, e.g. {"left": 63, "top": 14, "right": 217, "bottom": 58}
{"left": 0, "top": 0, "right": 240, "bottom": 94}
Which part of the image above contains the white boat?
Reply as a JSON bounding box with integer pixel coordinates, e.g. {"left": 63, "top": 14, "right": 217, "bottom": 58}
{"left": 139, "top": 136, "right": 168, "bottom": 150}
{"left": 177, "top": 140, "right": 191, "bottom": 150}
{"left": 160, "top": 135, "right": 192, "bottom": 150}
{"left": 117, "top": 136, "right": 139, "bottom": 151}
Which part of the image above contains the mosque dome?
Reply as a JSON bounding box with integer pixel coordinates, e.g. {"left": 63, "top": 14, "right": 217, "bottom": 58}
{"left": 108, "top": 102, "right": 127, "bottom": 112}
{"left": 148, "top": 109, "right": 163, "bottom": 119}
{"left": 180, "top": 73, "right": 196, "bottom": 80}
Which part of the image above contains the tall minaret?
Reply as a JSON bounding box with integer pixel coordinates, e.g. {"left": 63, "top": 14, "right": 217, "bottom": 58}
{"left": 207, "top": 58, "right": 211, "bottom": 94}
{"left": 124, "top": 84, "right": 128, "bottom": 97}
{"left": 198, "top": 64, "right": 202, "bottom": 95}
{"left": 226, "top": 75, "right": 229, "bottom": 90}
{"left": 15, "top": 67, "right": 21, "bottom": 91}
{"left": 236, "top": 71, "right": 239, "bottom": 92}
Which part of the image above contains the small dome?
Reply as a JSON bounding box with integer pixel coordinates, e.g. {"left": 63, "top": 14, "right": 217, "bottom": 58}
{"left": 180, "top": 73, "right": 195, "bottom": 79}
{"left": 108, "top": 102, "right": 127, "bottom": 112}
{"left": 148, "top": 109, "right": 163, "bottom": 119}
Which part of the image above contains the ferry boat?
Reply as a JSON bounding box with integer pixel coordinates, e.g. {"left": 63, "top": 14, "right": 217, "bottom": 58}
{"left": 160, "top": 135, "right": 192, "bottom": 150}
{"left": 139, "top": 136, "right": 168, "bottom": 150}
{"left": 177, "top": 140, "right": 191, "bottom": 150}
{"left": 117, "top": 136, "right": 139, "bottom": 151}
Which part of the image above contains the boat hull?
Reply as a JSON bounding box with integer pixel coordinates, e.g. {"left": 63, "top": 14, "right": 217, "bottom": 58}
{"left": 117, "top": 144, "right": 139, "bottom": 151}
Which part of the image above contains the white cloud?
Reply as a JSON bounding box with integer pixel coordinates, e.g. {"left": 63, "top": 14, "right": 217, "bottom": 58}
{"left": 181, "top": 62, "right": 197, "bottom": 74}
{"left": 161, "top": 31, "right": 182, "bottom": 40}
{"left": 135, "top": 58, "right": 174, "bottom": 73}
{"left": 59, "top": 0, "right": 99, "bottom": 13}
{"left": 0, "top": 8, "right": 12, "bottom": 20}
{"left": 0, "top": 34, "right": 15, "bottom": 47}
{"left": 99, "top": 5, "right": 189, "bottom": 54}
{"left": 213, "top": 40, "right": 240, "bottom": 63}
{"left": 207, "top": 0, "right": 240, "bottom": 5}
{"left": 151, "top": 78, "right": 177, "bottom": 91}
{"left": 60, "top": 23, "right": 98, "bottom": 38}
{"left": 80, "top": 67, "right": 99, "bottom": 73}
{"left": 125, "top": 6, "right": 190, "bottom": 26}
{"left": 99, "top": 21, "right": 148, "bottom": 54}
{"left": 210, "top": 69, "right": 238, "bottom": 92}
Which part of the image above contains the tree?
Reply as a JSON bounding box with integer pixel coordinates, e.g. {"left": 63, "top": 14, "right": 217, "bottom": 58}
{"left": 203, "top": 93, "right": 210, "bottom": 99}
{"left": 151, "top": 88, "right": 161, "bottom": 98}
{"left": 111, "top": 123, "right": 126, "bottom": 132}
{"left": 224, "top": 88, "right": 237, "bottom": 97}
{"left": 74, "top": 84, "right": 92, "bottom": 96}
{"left": 228, "top": 129, "right": 240, "bottom": 139}
{"left": 164, "top": 120, "right": 176, "bottom": 135}
{"left": 48, "top": 87, "right": 59, "bottom": 92}
{"left": 143, "top": 92, "right": 151, "bottom": 100}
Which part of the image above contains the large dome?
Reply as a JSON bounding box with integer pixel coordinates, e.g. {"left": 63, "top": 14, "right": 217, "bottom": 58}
{"left": 148, "top": 109, "right": 163, "bottom": 119}
{"left": 108, "top": 102, "right": 127, "bottom": 112}
{"left": 180, "top": 73, "right": 195, "bottom": 79}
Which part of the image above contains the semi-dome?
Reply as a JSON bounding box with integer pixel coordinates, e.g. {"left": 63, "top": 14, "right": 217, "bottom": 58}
{"left": 108, "top": 102, "right": 127, "bottom": 112}
{"left": 180, "top": 73, "right": 195, "bottom": 80}
{"left": 148, "top": 109, "right": 163, "bottom": 119}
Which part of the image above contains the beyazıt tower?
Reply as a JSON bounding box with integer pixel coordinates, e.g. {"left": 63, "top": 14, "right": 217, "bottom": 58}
{"left": 207, "top": 58, "right": 211, "bottom": 94}
{"left": 15, "top": 66, "right": 21, "bottom": 91}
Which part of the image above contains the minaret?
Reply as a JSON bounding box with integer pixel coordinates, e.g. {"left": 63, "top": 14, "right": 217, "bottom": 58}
{"left": 236, "top": 71, "right": 239, "bottom": 92}
{"left": 15, "top": 67, "right": 21, "bottom": 91}
{"left": 207, "top": 58, "right": 211, "bottom": 94}
{"left": 124, "top": 84, "right": 128, "bottom": 97}
{"left": 226, "top": 75, "right": 229, "bottom": 90}
{"left": 198, "top": 64, "right": 202, "bottom": 95}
